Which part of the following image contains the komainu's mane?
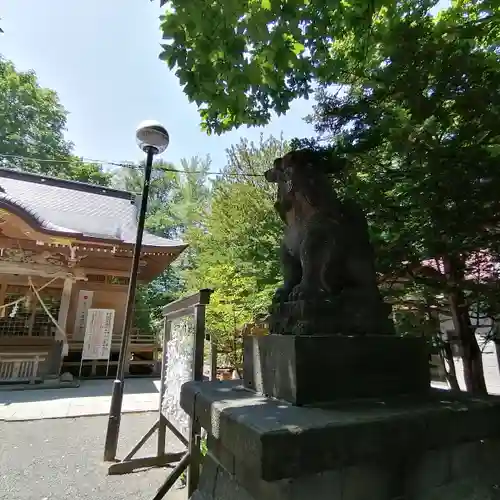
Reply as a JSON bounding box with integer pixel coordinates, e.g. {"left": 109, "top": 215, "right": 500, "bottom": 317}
{"left": 283, "top": 150, "right": 343, "bottom": 213}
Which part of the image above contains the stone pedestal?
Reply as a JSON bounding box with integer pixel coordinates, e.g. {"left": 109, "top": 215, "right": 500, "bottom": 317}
{"left": 267, "top": 298, "right": 394, "bottom": 336}
{"left": 243, "top": 335, "right": 430, "bottom": 405}
{"left": 182, "top": 381, "right": 500, "bottom": 500}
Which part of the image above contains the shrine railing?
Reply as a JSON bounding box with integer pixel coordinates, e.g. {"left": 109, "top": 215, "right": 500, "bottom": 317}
{"left": 0, "top": 352, "right": 47, "bottom": 383}
{"left": 67, "top": 329, "right": 160, "bottom": 346}
{"left": 0, "top": 329, "right": 55, "bottom": 338}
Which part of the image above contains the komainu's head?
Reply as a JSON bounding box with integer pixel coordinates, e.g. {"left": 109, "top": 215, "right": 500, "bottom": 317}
{"left": 265, "top": 149, "right": 344, "bottom": 210}
{"left": 265, "top": 148, "right": 343, "bottom": 182}
{"left": 264, "top": 149, "right": 316, "bottom": 183}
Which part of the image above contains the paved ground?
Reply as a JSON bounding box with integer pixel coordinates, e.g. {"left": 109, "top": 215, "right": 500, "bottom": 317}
{"left": 454, "top": 355, "right": 500, "bottom": 395}
{"left": 0, "top": 412, "right": 187, "bottom": 500}
{"left": 0, "top": 378, "right": 162, "bottom": 421}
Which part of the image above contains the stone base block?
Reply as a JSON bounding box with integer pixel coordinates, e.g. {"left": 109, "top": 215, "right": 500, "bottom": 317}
{"left": 243, "top": 334, "right": 430, "bottom": 405}
{"left": 182, "top": 381, "right": 500, "bottom": 500}
{"left": 195, "top": 445, "right": 500, "bottom": 500}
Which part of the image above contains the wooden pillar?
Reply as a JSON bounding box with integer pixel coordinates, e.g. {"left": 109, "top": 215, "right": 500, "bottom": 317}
{"left": 124, "top": 355, "right": 131, "bottom": 376}
{"left": 0, "top": 282, "right": 7, "bottom": 318}
{"left": 57, "top": 278, "right": 73, "bottom": 333}
{"left": 210, "top": 335, "right": 218, "bottom": 381}
{"left": 57, "top": 278, "right": 73, "bottom": 364}
{"left": 153, "top": 347, "right": 161, "bottom": 375}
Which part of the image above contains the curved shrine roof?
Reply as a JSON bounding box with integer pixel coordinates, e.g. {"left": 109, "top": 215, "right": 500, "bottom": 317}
{"left": 0, "top": 168, "right": 185, "bottom": 250}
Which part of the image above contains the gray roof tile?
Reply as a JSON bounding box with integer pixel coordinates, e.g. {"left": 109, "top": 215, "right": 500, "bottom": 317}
{"left": 0, "top": 168, "right": 185, "bottom": 249}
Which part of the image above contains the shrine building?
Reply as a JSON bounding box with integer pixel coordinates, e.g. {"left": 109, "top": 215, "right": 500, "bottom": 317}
{"left": 0, "top": 168, "right": 186, "bottom": 384}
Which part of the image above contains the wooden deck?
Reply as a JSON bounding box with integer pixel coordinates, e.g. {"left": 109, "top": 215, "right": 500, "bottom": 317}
{"left": 0, "top": 329, "right": 161, "bottom": 381}
{"left": 64, "top": 330, "right": 161, "bottom": 377}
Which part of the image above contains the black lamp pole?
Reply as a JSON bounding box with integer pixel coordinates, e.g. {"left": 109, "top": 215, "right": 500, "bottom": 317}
{"left": 103, "top": 146, "right": 155, "bottom": 461}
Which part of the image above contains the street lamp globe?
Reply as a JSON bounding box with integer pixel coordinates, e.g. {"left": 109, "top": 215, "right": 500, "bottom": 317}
{"left": 135, "top": 120, "right": 169, "bottom": 155}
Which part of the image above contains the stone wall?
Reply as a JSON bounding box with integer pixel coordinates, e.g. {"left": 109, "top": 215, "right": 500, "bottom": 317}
{"left": 195, "top": 436, "right": 500, "bottom": 500}
{"left": 182, "top": 381, "right": 500, "bottom": 500}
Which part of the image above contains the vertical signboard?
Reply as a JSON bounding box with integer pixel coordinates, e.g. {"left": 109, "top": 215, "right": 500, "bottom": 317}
{"left": 73, "top": 290, "right": 93, "bottom": 340}
{"left": 82, "top": 308, "right": 115, "bottom": 361}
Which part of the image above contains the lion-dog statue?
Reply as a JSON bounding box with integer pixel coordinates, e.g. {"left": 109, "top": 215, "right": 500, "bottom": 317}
{"left": 264, "top": 149, "right": 394, "bottom": 336}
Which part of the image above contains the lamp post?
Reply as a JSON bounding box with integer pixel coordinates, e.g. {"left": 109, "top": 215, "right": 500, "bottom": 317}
{"left": 103, "top": 120, "right": 170, "bottom": 462}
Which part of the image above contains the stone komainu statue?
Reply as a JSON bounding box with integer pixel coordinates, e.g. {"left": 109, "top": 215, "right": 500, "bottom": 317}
{"left": 264, "top": 149, "right": 395, "bottom": 336}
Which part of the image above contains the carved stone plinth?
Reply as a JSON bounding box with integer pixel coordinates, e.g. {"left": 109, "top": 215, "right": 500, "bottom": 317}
{"left": 183, "top": 381, "right": 500, "bottom": 500}
{"left": 243, "top": 334, "right": 430, "bottom": 405}
{"left": 268, "top": 299, "right": 341, "bottom": 335}
{"left": 268, "top": 297, "right": 394, "bottom": 336}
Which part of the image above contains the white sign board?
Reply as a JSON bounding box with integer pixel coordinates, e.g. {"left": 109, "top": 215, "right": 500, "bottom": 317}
{"left": 73, "top": 290, "right": 94, "bottom": 340}
{"left": 82, "top": 308, "right": 115, "bottom": 360}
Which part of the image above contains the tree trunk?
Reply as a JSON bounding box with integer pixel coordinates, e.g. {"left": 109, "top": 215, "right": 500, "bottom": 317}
{"left": 443, "top": 255, "right": 487, "bottom": 395}
{"left": 448, "top": 290, "right": 487, "bottom": 394}
{"left": 440, "top": 341, "right": 460, "bottom": 391}
{"left": 494, "top": 339, "right": 500, "bottom": 381}
{"left": 423, "top": 294, "right": 460, "bottom": 391}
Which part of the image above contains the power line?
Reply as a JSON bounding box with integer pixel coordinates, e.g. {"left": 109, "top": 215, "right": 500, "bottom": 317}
{"left": 0, "top": 152, "right": 265, "bottom": 177}
{"left": 0, "top": 152, "right": 128, "bottom": 168}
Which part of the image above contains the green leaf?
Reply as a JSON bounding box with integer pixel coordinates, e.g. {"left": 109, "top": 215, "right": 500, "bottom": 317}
{"left": 292, "top": 42, "right": 305, "bottom": 55}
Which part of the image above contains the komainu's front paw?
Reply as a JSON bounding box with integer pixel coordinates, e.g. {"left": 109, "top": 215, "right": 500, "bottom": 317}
{"left": 272, "top": 287, "right": 291, "bottom": 304}
{"left": 289, "top": 284, "right": 314, "bottom": 301}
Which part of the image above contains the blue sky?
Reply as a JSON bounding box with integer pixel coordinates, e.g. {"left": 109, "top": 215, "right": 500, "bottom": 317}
{"left": 1, "top": 0, "right": 450, "bottom": 172}
{"left": 1, "top": 0, "right": 315, "bottom": 171}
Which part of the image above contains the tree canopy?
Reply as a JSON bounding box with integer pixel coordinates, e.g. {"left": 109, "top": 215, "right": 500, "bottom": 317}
{"left": 308, "top": 1, "right": 499, "bottom": 271}
{"left": 157, "top": 0, "right": 498, "bottom": 133}
{"left": 0, "top": 56, "right": 111, "bottom": 185}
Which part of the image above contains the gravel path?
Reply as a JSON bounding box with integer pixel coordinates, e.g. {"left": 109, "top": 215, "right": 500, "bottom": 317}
{"left": 0, "top": 412, "right": 187, "bottom": 500}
